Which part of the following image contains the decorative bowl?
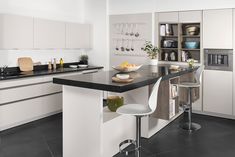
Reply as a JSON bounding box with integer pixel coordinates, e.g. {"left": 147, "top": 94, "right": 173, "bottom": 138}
{"left": 184, "top": 41, "right": 199, "bottom": 49}
{"left": 112, "top": 65, "right": 142, "bottom": 72}
{"left": 185, "top": 25, "right": 200, "bottom": 35}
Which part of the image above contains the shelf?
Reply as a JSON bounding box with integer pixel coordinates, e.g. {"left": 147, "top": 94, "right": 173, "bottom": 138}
{"left": 160, "top": 35, "right": 178, "bottom": 38}
{"left": 181, "top": 48, "right": 200, "bottom": 51}
{"left": 160, "top": 48, "right": 178, "bottom": 50}
{"left": 182, "top": 35, "right": 200, "bottom": 38}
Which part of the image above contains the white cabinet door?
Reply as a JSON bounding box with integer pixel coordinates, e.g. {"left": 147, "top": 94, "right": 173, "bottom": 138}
{"left": 203, "top": 9, "right": 233, "bottom": 49}
{"left": 66, "top": 23, "right": 91, "bottom": 49}
{"left": 158, "top": 12, "right": 179, "bottom": 23}
{"left": 179, "top": 11, "right": 202, "bottom": 23}
{"left": 34, "top": 18, "right": 66, "bottom": 49}
{"left": 203, "top": 70, "right": 233, "bottom": 115}
{"left": 233, "top": 9, "right": 235, "bottom": 116}
{"left": 0, "top": 14, "right": 34, "bottom": 49}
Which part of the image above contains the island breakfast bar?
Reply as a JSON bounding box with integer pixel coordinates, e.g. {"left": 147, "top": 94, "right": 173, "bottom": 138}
{"left": 53, "top": 65, "right": 197, "bottom": 157}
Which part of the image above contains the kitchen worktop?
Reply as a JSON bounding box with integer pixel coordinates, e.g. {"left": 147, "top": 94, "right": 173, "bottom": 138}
{"left": 53, "top": 65, "right": 196, "bottom": 93}
{"left": 0, "top": 64, "right": 103, "bottom": 81}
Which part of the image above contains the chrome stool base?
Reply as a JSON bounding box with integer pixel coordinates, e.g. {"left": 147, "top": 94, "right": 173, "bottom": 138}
{"left": 119, "top": 139, "right": 138, "bottom": 156}
{"left": 180, "top": 122, "right": 201, "bottom": 132}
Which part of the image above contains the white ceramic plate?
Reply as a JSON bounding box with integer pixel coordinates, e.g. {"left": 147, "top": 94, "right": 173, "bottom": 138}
{"left": 112, "top": 65, "right": 142, "bottom": 72}
{"left": 78, "top": 64, "right": 88, "bottom": 68}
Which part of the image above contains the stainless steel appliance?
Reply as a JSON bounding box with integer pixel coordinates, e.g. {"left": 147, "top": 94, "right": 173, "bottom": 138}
{"left": 204, "top": 49, "right": 233, "bottom": 71}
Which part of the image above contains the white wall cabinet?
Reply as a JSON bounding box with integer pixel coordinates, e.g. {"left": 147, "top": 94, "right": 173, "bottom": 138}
{"left": 203, "top": 9, "right": 233, "bottom": 49}
{"left": 158, "top": 12, "right": 179, "bottom": 23}
{"left": 0, "top": 14, "right": 34, "bottom": 49}
{"left": 66, "top": 23, "right": 91, "bottom": 49}
{"left": 203, "top": 70, "right": 233, "bottom": 115}
{"left": 179, "top": 10, "right": 202, "bottom": 23}
{"left": 233, "top": 9, "right": 235, "bottom": 116}
{"left": 34, "top": 18, "right": 66, "bottom": 49}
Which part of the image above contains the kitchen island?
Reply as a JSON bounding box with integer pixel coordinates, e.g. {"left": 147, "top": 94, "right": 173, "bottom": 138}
{"left": 53, "top": 65, "right": 196, "bottom": 157}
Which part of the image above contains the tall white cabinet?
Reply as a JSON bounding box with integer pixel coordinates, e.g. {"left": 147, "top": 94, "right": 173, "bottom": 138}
{"left": 203, "top": 70, "right": 233, "bottom": 115}
{"left": 34, "top": 18, "right": 66, "bottom": 49}
{"left": 203, "top": 9, "right": 233, "bottom": 49}
{"left": 0, "top": 14, "right": 34, "bottom": 49}
{"left": 233, "top": 9, "right": 235, "bottom": 116}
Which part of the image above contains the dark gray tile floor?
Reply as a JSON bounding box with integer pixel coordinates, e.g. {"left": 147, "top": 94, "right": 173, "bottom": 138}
{"left": 0, "top": 113, "right": 235, "bottom": 157}
{"left": 0, "top": 114, "right": 62, "bottom": 157}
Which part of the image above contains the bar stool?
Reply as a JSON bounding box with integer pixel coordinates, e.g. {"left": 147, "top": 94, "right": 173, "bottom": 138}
{"left": 179, "top": 66, "right": 204, "bottom": 131}
{"left": 116, "top": 77, "right": 162, "bottom": 156}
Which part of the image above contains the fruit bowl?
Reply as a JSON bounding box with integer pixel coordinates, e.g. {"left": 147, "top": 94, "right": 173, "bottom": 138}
{"left": 112, "top": 65, "right": 142, "bottom": 72}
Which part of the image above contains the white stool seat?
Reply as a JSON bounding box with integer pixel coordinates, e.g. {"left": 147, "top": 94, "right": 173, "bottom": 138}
{"left": 178, "top": 82, "right": 200, "bottom": 88}
{"left": 116, "top": 104, "right": 152, "bottom": 116}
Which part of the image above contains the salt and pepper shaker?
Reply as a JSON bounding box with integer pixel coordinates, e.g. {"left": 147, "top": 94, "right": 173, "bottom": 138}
{"left": 53, "top": 58, "right": 57, "bottom": 70}
{"left": 48, "top": 61, "right": 52, "bottom": 70}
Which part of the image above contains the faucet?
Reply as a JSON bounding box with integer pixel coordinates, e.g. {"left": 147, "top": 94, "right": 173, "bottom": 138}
{"left": 0, "top": 65, "right": 8, "bottom": 75}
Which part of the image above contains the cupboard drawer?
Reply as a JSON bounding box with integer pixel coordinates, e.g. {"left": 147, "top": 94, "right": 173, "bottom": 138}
{"left": 0, "top": 82, "right": 61, "bottom": 104}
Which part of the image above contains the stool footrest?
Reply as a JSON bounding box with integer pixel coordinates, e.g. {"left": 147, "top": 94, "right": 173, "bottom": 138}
{"left": 119, "top": 139, "right": 139, "bottom": 155}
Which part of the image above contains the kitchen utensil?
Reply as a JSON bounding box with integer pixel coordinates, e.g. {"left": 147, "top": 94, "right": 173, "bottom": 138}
{"left": 125, "top": 23, "right": 129, "bottom": 36}
{"left": 115, "top": 39, "right": 119, "bottom": 51}
{"left": 131, "top": 39, "right": 134, "bottom": 51}
{"left": 126, "top": 39, "right": 130, "bottom": 51}
{"left": 121, "top": 39, "right": 125, "bottom": 51}
{"left": 163, "top": 40, "right": 177, "bottom": 48}
{"left": 185, "top": 25, "right": 199, "bottom": 35}
{"left": 130, "top": 24, "right": 134, "bottom": 36}
{"left": 112, "top": 65, "right": 142, "bottom": 72}
{"left": 165, "top": 24, "right": 173, "bottom": 36}
{"left": 170, "top": 51, "right": 177, "bottom": 61}
{"left": 120, "top": 23, "right": 124, "bottom": 35}
{"left": 18, "top": 57, "right": 34, "bottom": 72}
{"left": 184, "top": 41, "right": 199, "bottom": 49}
{"left": 112, "top": 77, "right": 134, "bottom": 83}
{"left": 135, "top": 24, "right": 140, "bottom": 37}
{"left": 164, "top": 52, "right": 169, "bottom": 61}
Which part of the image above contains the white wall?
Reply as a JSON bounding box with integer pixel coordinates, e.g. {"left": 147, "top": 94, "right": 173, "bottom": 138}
{"left": 109, "top": 0, "right": 235, "bottom": 14}
{"left": 0, "top": 0, "right": 85, "bottom": 67}
{"left": 84, "top": 0, "right": 109, "bottom": 70}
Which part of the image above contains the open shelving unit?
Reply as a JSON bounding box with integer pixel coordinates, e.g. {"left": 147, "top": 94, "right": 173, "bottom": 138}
{"left": 158, "top": 22, "right": 202, "bottom": 64}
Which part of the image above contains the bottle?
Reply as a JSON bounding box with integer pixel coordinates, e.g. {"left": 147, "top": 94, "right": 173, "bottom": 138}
{"left": 53, "top": 58, "right": 57, "bottom": 70}
{"left": 60, "top": 58, "right": 64, "bottom": 68}
{"left": 48, "top": 61, "right": 52, "bottom": 70}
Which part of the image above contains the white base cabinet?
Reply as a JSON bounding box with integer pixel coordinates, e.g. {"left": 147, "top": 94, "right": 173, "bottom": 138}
{"left": 203, "top": 70, "right": 233, "bottom": 115}
{"left": 0, "top": 72, "right": 82, "bottom": 131}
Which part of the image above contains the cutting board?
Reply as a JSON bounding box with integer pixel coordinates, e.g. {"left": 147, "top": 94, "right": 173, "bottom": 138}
{"left": 18, "top": 57, "right": 34, "bottom": 72}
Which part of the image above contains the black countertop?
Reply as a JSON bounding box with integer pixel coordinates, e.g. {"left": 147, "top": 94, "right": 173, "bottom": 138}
{"left": 0, "top": 66, "right": 103, "bottom": 81}
{"left": 53, "top": 65, "right": 196, "bottom": 93}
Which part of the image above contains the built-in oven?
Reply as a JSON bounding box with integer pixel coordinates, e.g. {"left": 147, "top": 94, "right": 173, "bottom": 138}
{"left": 204, "top": 49, "right": 233, "bottom": 71}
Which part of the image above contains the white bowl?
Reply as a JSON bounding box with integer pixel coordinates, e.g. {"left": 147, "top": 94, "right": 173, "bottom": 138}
{"left": 112, "top": 65, "right": 142, "bottom": 72}
{"left": 78, "top": 64, "right": 88, "bottom": 68}
{"left": 116, "top": 74, "right": 130, "bottom": 80}
{"left": 69, "top": 65, "right": 78, "bottom": 68}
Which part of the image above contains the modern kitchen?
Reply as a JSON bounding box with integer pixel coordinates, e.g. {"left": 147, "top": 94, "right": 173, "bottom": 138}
{"left": 0, "top": 0, "right": 235, "bottom": 157}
